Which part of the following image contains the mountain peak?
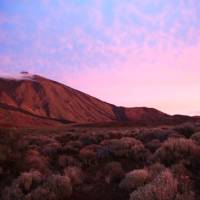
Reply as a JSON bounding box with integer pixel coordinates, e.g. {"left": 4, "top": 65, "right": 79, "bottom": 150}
{"left": 0, "top": 72, "right": 36, "bottom": 81}
{"left": 0, "top": 73, "right": 195, "bottom": 127}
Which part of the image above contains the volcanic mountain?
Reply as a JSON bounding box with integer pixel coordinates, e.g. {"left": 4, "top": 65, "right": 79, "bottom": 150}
{"left": 0, "top": 72, "right": 194, "bottom": 127}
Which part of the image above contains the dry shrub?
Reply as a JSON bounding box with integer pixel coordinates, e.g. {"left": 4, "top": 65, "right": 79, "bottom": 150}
{"left": 130, "top": 143, "right": 151, "bottom": 166}
{"left": 0, "top": 144, "right": 11, "bottom": 163}
{"left": 62, "top": 143, "right": 79, "bottom": 155}
{"left": 42, "top": 141, "right": 61, "bottom": 156}
{"left": 175, "top": 193, "right": 195, "bottom": 200}
{"left": 79, "top": 144, "right": 101, "bottom": 165}
{"left": 190, "top": 132, "right": 200, "bottom": 145}
{"left": 130, "top": 169, "right": 178, "bottom": 200}
{"left": 2, "top": 186, "right": 24, "bottom": 200}
{"left": 19, "top": 170, "right": 42, "bottom": 192}
{"left": 64, "top": 166, "right": 83, "bottom": 185}
{"left": 174, "top": 123, "right": 195, "bottom": 138}
{"left": 24, "top": 187, "right": 56, "bottom": 200}
{"left": 104, "top": 162, "right": 125, "bottom": 184}
{"left": 23, "top": 135, "right": 56, "bottom": 147}
{"left": 100, "top": 137, "right": 143, "bottom": 158}
{"left": 24, "top": 149, "right": 48, "bottom": 172}
{"left": 119, "top": 169, "right": 149, "bottom": 191}
{"left": 172, "top": 163, "right": 196, "bottom": 200}
{"left": 67, "top": 140, "right": 83, "bottom": 149}
{"left": 58, "top": 155, "right": 80, "bottom": 168}
{"left": 146, "top": 139, "right": 161, "bottom": 153}
{"left": 134, "top": 128, "right": 173, "bottom": 143}
{"left": 148, "top": 163, "right": 166, "bottom": 180}
{"left": 1, "top": 170, "right": 42, "bottom": 200}
{"left": 46, "top": 175, "right": 72, "bottom": 200}
{"left": 154, "top": 138, "right": 200, "bottom": 166}
{"left": 0, "top": 128, "right": 20, "bottom": 149}
{"left": 79, "top": 134, "right": 97, "bottom": 145}
{"left": 96, "top": 145, "right": 113, "bottom": 161}
{"left": 56, "top": 132, "right": 79, "bottom": 144}
{"left": 167, "top": 132, "right": 185, "bottom": 140}
{"left": 120, "top": 137, "right": 143, "bottom": 148}
{"left": 108, "top": 131, "right": 122, "bottom": 139}
{"left": 5, "top": 171, "right": 72, "bottom": 200}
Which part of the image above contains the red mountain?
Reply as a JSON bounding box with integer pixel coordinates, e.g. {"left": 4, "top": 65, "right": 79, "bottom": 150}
{"left": 0, "top": 72, "right": 194, "bottom": 127}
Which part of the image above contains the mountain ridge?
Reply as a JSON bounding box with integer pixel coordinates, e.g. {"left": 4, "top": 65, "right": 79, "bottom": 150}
{"left": 0, "top": 73, "right": 196, "bottom": 127}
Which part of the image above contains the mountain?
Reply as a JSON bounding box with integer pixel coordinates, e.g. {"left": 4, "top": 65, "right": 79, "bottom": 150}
{"left": 0, "top": 72, "right": 195, "bottom": 127}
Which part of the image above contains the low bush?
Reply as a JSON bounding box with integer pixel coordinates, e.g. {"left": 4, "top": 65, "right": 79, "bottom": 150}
{"left": 104, "top": 162, "right": 125, "bottom": 184}
{"left": 46, "top": 175, "right": 72, "bottom": 199}
{"left": 1, "top": 170, "right": 43, "bottom": 200}
{"left": 130, "top": 169, "right": 178, "bottom": 200}
{"left": 190, "top": 132, "right": 200, "bottom": 145}
{"left": 24, "top": 149, "right": 49, "bottom": 172}
{"left": 174, "top": 123, "right": 195, "bottom": 138}
{"left": 145, "top": 139, "right": 161, "bottom": 153}
{"left": 154, "top": 138, "right": 200, "bottom": 166}
{"left": 64, "top": 166, "right": 83, "bottom": 185}
{"left": 119, "top": 169, "right": 149, "bottom": 191}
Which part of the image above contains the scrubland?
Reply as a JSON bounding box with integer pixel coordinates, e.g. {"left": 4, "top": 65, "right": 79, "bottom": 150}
{"left": 1, "top": 122, "right": 200, "bottom": 200}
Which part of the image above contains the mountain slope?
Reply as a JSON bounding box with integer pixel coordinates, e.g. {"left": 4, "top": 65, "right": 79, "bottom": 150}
{"left": 0, "top": 103, "right": 63, "bottom": 127}
{"left": 0, "top": 72, "right": 193, "bottom": 127}
{"left": 0, "top": 73, "right": 116, "bottom": 123}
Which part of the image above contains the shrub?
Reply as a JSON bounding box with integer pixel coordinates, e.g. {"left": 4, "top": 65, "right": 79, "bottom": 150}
{"left": 1, "top": 170, "right": 42, "bottom": 200}
{"left": 46, "top": 175, "right": 72, "bottom": 200}
{"left": 96, "top": 145, "right": 113, "bottom": 161}
{"left": 2, "top": 186, "right": 24, "bottom": 200}
{"left": 79, "top": 145, "right": 98, "bottom": 166}
{"left": 119, "top": 169, "right": 149, "bottom": 191}
{"left": 172, "top": 163, "right": 196, "bottom": 200}
{"left": 24, "top": 149, "right": 48, "bottom": 172}
{"left": 104, "top": 162, "right": 125, "bottom": 184}
{"left": 130, "top": 169, "right": 178, "bottom": 200}
{"left": 148, "top": 163, "right": 166, "bottom": 180}
{"left": 100, "top": 138, "right": 143, "bottom": 158}
{"left": 190, "top": 132, "right": 200, "bottom": 145}
{"left": 130, "top": 143, "right": 151, "bottom": 166}
{"left": 174, "top": 123, "right": 195, "bottom": 138}
{"left": 154, "top": 138, "right": 200, "bottom": 166}
{"left": 23, "top": 135, "right": 56, "bottom": 147}
{"left": 134, "top": 128, "right": 173, "bottom": 143}
{"left": 24, "top": 187, "right": 56, "bottom": 200}
{"left": 19, "top": 170, "right": 42, "bottom": 192}
{"left": 79, "top": 134, "right": 97, "bottom": 145}
{"left": 175, "top": 192, "right": 195, "bottom": 200}
{"left": 67, "top": 140, "right": 83, "bottom": 149}
{"left": 167, "top": 132, "right": 185, "bottom": 140}
{"left": 58, "top": 155, "right": 80, "bottom": 168}
{"left": 0, "top": 144, "right": 11, "bottom": 163}
{"left": 64, "top": 166, "right": 83, "bottom": 185}
{"left": 62, "top": 143, "right": 79, "bottom": 155}
{"left": 42, "top": 142, "right": 61, "bottom": 156}
{"left": 145, "top": 139, "right": 161, "bottom": 153}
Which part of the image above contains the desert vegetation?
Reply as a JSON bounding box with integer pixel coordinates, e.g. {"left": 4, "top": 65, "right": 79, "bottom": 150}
{"left": 1, "top": 122, "right": 200, "bottom": 200}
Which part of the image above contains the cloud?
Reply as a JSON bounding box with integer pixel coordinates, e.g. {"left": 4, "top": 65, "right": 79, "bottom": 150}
{"left": 0, "top": 0, "right": 200, "bottom": 114}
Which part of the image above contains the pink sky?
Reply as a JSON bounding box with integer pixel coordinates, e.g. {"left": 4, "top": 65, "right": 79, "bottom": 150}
{"left": 1, "top": 0, "right": 200, "bottom": 115}
{"left": 63, "top": 37, "right": 200, "bottom": 115}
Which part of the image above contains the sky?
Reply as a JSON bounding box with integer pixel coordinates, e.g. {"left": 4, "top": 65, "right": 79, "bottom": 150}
{"left": 0, "top": 0, "right": 200, "bottom": 115}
